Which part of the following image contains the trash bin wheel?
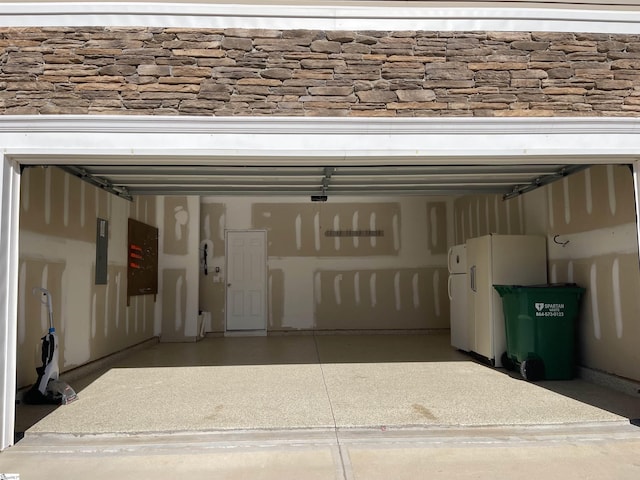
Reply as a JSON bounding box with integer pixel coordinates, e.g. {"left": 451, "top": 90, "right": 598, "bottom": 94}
{"left": 501, "top": 352, "right": 516, "bottom": 372}
{"left": 520, "top": 358, "right": 544, "bottom": 382}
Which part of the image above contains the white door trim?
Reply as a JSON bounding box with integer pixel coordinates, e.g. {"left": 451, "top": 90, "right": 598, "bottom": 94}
{"left": 0, "top": 155, "right": 20, "bottom": 451}
{"left": 224, "top": 229, "right": 268, "bottom": 336}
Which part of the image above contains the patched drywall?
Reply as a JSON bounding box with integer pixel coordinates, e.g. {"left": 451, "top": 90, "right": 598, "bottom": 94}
{"left": 18, "top": 167, "right": 157, "bottom": 389}
{"left": 20, "top": 166, "right": 106, "bottom": 242}
{"left": 268, "top": 268, "right": 285, "bottom": 330}
{"left": 157, "top": 196, "right": 200, "bottom": 341}
{"left": 547, "top": 165, "right": 635, "bottom": 235}
{"left": 252, "top": 203, "right": 400, "bottom": 257}
{"left": 129, "top": 195, "right": 157, "bottom": 229}
{"left": 550, "top": 253, "right": 640, "bottom": 380}
{"left": 200, "top": 196, "right": 450, "bottom": 332}
{"left": 536, "top": 165, "right": 640, "bottom": 382}
{"left": 427, "top": 201, "right": 448, "bottom": 254}
{"left": 160, "top": 268, "right": 188, "bottom": 341}
{"left": 453, "top": 194, "right": 523, "bottom": 245}
{"left": 17, "top": 259, "right": 65, "bottom": 389}
{"left": 198, "top": 202, "right": 226, "bottom": 332}
{"left": 461, "top": 165, "right": 640, "bottom": 382}
{"left": 314, "top": 267, "right": 449, "bottom": 330}
{"left": 200, "top": 202, "right": 226, "bottom": 260}
{"left": 163, "top": 196, "right": 190, "bottom": 255}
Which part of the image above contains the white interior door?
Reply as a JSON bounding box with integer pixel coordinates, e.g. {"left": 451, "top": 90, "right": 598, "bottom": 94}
{"left": 225, "top": 230, "right": 267, "bottom": 332}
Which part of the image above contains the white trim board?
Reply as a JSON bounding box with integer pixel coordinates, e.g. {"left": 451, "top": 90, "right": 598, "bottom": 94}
{"left": 0, "top": 156, "right": 20, "bottom": 451}
{"left": 1, "top": 116, "right": 640, "bottom": 166}
{"left": 2, "top": 2, "right": 640, "bottom": 34}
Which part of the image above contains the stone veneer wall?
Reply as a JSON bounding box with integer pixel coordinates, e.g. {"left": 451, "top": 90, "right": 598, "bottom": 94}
{"left": 1, "top": 28, "right": 640, "bottom": 116}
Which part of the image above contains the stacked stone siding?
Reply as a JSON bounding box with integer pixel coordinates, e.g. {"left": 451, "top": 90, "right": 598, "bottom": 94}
{"left": 1, "top": 27, "right": 640, "bottom": 116}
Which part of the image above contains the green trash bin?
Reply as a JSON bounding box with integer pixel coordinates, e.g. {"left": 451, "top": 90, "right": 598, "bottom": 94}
{"left": 493, "top": 284, "right": 585, "bottom": 381}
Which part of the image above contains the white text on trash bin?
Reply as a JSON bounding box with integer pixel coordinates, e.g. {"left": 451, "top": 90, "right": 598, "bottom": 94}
{"left": 534, "top": 302, "right": 565, "bottom": 317}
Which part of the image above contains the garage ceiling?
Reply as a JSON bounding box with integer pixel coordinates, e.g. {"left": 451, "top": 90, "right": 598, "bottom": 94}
{"left": 55, "top": 163, "right": 588, "bottom": 201}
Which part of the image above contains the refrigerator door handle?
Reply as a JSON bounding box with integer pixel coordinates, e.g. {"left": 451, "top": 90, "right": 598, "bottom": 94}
{"left": 447, "top": 275, "right": 453, "bottom": 300}
{"left": 470, "top": 265, "right": 476, "bottom": 292}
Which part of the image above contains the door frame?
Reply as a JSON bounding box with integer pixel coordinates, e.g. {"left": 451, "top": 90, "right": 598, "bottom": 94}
{"left": 224, "top": 229, "right": 268, "bottom": 336}
{"left": 0, "top": 154, "right": 20, "bottom": 451}
{"left": 2, "top": 116, "right": 640, "bottom": 449}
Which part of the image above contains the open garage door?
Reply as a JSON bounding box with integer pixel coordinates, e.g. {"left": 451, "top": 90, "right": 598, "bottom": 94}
{"left": 53, "top": 163, "right": 588, "bottom": 201}
{"left": 4, "top": 115, "right": 640, "bottom": 450}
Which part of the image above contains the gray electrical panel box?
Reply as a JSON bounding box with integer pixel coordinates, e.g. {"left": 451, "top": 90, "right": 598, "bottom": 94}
{"left": 95, "top": 218, "right": 108, "bottom": 284}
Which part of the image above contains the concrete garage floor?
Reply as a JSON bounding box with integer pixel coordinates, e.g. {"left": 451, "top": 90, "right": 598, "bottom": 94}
{"left": 4, "top": 333, "right": 640, "bottom": 479}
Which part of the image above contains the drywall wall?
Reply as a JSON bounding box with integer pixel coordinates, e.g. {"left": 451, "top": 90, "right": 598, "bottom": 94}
{"left": 157, "top": 196, "right": 200, "bottom": 342}
{"left": 200, "top": 196, "right": 451, "bottom": 332}
{"left": 18, "top": 167, "right": 157, "bottom": 388}
{"left": 252, "top": 203, "right": 401, "bottom": 257}
{"left": 456, "top": 165, "right": 640, "bottom": 382}
{"left": 526, "top": 165, "right": 640, "bottom": 382}
{"left": 453, "top": 193, "right": 524, "bottom": 245}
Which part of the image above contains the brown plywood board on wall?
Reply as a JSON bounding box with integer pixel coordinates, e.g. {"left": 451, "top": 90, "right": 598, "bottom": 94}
{"left": 548, "top": 165, "right": 635, "bottom": 235}
{"left": 314, "top": 267, "right": 449, "bottom": 330}
{"left": 127, "top": 218, "right": 159, "bottom": 301}
{"left": 252, "top": 202, "right": 401, "bottom": 257}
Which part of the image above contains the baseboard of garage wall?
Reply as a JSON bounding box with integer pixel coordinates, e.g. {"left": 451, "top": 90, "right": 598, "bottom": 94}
{"left": 16, "top": 337, "right": 159, "bottom": 401}
{"left": 578, "top": 366, "right": 640, "bottom": 398}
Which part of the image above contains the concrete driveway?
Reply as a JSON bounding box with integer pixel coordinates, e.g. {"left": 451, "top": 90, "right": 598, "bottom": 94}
{"left": 4, "top": 334, "right": 640, "bottom": 479}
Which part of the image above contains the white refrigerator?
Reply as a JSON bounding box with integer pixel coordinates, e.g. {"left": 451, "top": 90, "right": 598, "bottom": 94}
{"left": 447, "top": 244, "right": 469, "bottom": 351}
{"left": 467, "top": 234, "right": 547, "bottom": 367}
